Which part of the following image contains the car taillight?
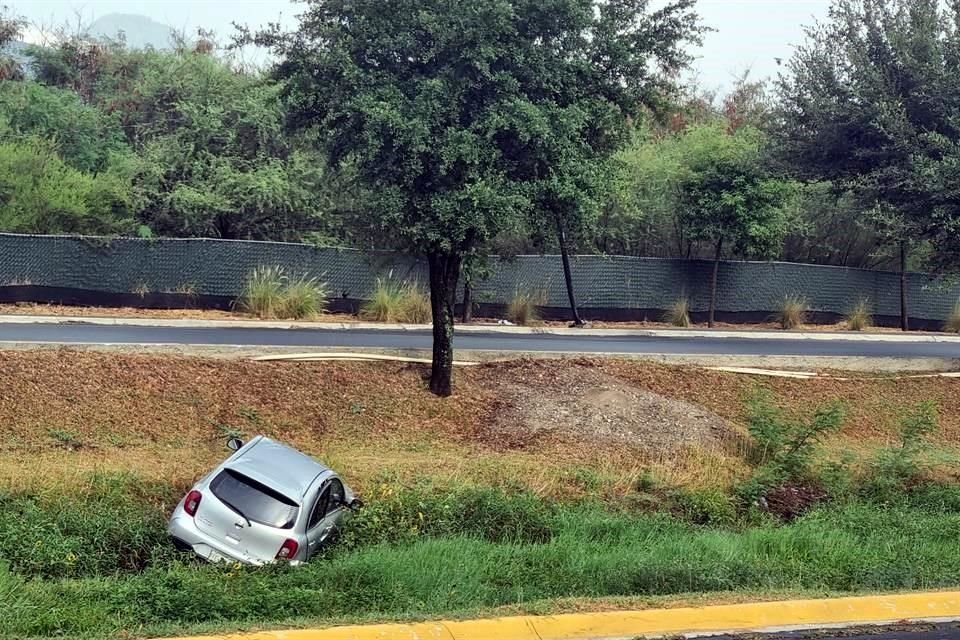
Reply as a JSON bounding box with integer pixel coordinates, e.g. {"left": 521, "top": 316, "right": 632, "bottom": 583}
{"left": 183, "top": 490, "right": 202, "bottom": 517}
{"left": 276, "top": 538, "right": 299, "bottom": 560}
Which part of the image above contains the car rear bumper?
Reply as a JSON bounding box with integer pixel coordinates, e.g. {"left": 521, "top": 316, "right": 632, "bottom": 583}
{"left": 167, "top": 514, "right": 266, "bottom": 565}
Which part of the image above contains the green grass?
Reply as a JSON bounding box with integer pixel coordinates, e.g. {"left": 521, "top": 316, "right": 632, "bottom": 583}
{"left": 239, "top": 266, "right": 328, "bottom": 320}
{"left": 360, "top": 278, "right": 431, "bottom": 323}
{"left": 4, "top": 500, "right": 960, "bottom": 639}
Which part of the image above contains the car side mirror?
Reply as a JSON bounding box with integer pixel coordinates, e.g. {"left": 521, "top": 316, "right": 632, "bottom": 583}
{"left": 348, "top": 498, "right": 364, "bottom": 511}
{"left": 227, "top": 438, "right": 243, "bottom": 452}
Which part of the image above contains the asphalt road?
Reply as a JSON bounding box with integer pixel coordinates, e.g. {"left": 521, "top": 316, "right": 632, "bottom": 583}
{"left": 714, "top": 623, "right": 960, "bottom": 640}
{"left": 1, "top": 321, "right": 960, "bottom": 358}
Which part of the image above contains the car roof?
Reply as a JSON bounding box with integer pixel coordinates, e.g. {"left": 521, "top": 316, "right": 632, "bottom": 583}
{"left": 224, "top": 436, "right": 330, "bottom": 501}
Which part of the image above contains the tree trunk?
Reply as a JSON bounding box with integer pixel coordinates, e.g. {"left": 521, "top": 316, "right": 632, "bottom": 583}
{"left": 708, "top": 237, "right": 723, "bottom": 328}
{"left": 557, "top": 217, "right": 585, "bottom": 327}
{"left": 900, "top": 240, "right": 909, "bottom": 332}
{"left": 460, "top": 278, "right": 473, "bottom": 324}
{"left": 428, "top": 251, "right": 462, "bottom": 397}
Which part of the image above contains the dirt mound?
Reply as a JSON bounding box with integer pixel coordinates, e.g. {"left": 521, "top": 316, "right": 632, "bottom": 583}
{"left": 482, "top": 361, "right": 732, "bottom": 452}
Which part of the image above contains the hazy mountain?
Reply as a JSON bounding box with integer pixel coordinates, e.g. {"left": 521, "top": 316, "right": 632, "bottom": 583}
{"left": 88, "top": 13, "right": 177, "bottom": 50}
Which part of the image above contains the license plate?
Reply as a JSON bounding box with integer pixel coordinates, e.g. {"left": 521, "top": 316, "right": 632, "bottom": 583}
{"left": 207, "top": 550, "right": 224, "bottom": 563}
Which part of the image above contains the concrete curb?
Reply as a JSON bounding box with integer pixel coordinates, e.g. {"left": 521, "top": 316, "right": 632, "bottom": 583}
{"left": 163, "top": 591, "right": 960, "bottom": 640}
{"left": 2, "top": 314, "right": 959, "bottom": 343}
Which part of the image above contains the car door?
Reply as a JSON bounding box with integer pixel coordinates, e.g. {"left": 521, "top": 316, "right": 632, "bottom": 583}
{"left": 305, "top": 478, "right": 346, "bottom": 557}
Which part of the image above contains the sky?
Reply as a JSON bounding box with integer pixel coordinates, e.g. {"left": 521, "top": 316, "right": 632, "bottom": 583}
{"left": 16, "top": 0, "right": 834, "bottom": 92}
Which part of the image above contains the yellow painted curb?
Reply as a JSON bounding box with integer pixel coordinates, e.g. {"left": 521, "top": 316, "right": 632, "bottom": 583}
{"left": 164, "top": 591, "right": 960, "bottom": 640}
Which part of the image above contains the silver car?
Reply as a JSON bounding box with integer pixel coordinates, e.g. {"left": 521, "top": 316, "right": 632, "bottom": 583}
{"left": 167, "top": 435, "right": 361, "bottom": 565}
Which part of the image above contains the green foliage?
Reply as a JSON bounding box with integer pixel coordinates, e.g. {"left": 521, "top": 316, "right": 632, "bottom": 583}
{"left": 0, "top": 136, "right": 136, "bottom": 234}
{"left": 845, "top": 298, "right": 873, "bottom": 331}
{"left": 240, "top": 266, "right": 328, "bottom": 320}
{"left": 776, "top": 0, "right": 960, "bottom": 270}
{"left": 777, "top": 295, "right": 808, "bottom": 330}
{"left": 860, "top": 402, "right": 940, "bottom": 504}
{"left": 664, "top": 297, "right": 691, "bottom": 327}
{"left": 739, "top": 392, "right": 845, "bottom": 502}
{"left": 361, "top": 278, "right": 431, "bottom": 324}
{"left": 672, "top": 487, "right": 737, "bottom": 526}
{"left": 506, "top": 290, "right": 546, "bottom": 326}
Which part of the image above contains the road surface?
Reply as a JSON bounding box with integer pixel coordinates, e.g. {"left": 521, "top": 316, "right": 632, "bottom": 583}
{"left": 715, "top": 623, "right": 960, "bottom": 639}
{"left": 0, "top": 321, "right": 959, "bottom": 358}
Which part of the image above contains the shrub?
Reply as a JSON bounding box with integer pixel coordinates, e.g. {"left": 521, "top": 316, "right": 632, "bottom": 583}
{"left": 361, "top": 278, "right": 430, "bottom": 323}
{"left": 776, "top": 294, "right": 808, "bottom": 330}
{"left": 860, "top": 402, "right": 939, "bottom": 504}
{"left": 845, "top": 298, "right": 873, "bottom": 331}
{"left": 506, "top": 290, "right": 546, "bottom": 326}
{"left": 240, "top": 266, "right": 286, "bottom": 318}
{"left": 945, "top": 300, "right": 960, "bottom": 333}
{"left": 738, "top": 392, "right": 845, "bottom": 503}
{"left": 663, "top": 297, "right": 691, "bottom": 327}
{"left": 672, "top": 487, "right": 736, "bottom": 526}
{"left": 278, "top": 274, "right": 329, "bottom": 320}
{"left": 241, "top": 266, "right": 328, "bottom": 320}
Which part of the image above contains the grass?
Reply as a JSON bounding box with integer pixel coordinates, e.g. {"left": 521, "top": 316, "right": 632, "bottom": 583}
{"left": 777, "top": 295, "right": 808, "bottom": 330}
{"left": 845, "top": 298, "right": 873, "bottom": 331}
{"left": 361, "top": 278, "right": 431, "bottom": 323}
{"left": 4, "top": 487, "right": 960, "bottom": 639}
{"left": 506, "top": 290, "right": 547, "bottom": 326}
{"left": 240, "top": 266, "right": 328, "bottom": 320}
{"left": 663, "top": 298, "right": 691, "bottom": 327}
{"left": 945, "top": 300, "right": 960, "bottom": 333}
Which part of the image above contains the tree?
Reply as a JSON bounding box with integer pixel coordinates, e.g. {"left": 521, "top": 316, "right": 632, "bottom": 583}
{"left": 776, "top": 0, "right": 960, "bottom": 330}
{"left": 255, "top": 0, "right": 703, "bottom": 395}
{"left": 672, "top": 125, "right": 795, "bottom": 326}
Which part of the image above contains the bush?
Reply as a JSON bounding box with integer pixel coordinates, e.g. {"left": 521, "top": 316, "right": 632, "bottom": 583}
{"left": 672, "top": 487, "right": 736, "bottom": 526}
{"left": 776, "top": 295, "right": 808, "bottom": 330}
{"left": 738, "top": 392, "right": 845, "bottom": 504}
{"left": 845, "top": 298, "right": 873, "bottom": 331}
{"left": 506, "top": 290, "right": 546, "bottom": 326}
{"left": 663, "top": 297, "right": 691, "bottom": 327}
{"left": 360, "top": 278, "right": 431, "bottom": 323}
{"left": 860, "top": 402, "right": 939, "bottom": 504}
{"left": 945, "top": 301, "right": 960, "bottom": 333}
{"left": 240, "top": 266, "right": 328, "bottom": 320}
{"left": 278, "top": 274, "right": 329, "bottom": 320}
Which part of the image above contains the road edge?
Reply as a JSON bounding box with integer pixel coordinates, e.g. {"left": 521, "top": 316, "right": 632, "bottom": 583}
{"left": 2, "top": 314, "right": 960, "bottom": 343}
{"left": 163, "top": 591, "right": 960, "bottom": 640}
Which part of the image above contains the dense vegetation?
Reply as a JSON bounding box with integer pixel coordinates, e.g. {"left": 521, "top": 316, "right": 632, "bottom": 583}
{"left": 3, "top": 0, "right": 960, "bottom": 389}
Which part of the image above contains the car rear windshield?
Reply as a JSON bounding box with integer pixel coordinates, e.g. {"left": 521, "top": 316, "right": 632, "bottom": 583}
{"left": 209, "top": 469, "right": 299, "bottom": 529}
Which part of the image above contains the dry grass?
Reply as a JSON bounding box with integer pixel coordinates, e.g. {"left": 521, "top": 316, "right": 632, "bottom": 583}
{"left": 506, "top": 290, "right": 547, "bottom": 326}
{"left": 945, "top": 300, "right": 960, "bottom": 333}
{"left": 845, "top": 298, "right": 873, "bottom": 331}
{"left": 361, "top": 278, "right": 431, "bottom": 323}
{"left": 663, "top": 297, "right": 691, "bottom": 327}
{"left": 776, "top": 295, "right": 808, "bottom": 330}
{"left": 1, "top": 352, "right": 958, "bottom": 497}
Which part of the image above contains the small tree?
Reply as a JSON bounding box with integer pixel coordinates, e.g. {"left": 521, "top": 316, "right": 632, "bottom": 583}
{"left": 673, "top": 125, "right": 795, "bottom": 326}
{"left": 254, "top": 0, "right": 703, "bottom": 395}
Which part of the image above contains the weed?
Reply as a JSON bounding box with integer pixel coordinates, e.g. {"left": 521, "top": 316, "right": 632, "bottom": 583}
{"left": 241, "top": 266, "right": 328, "bottom": 320}
{"left": 361, "top": 278, "right": 429, "bottom": 323}
{"left": 663, "top": 297, "right": 691, "bottom": 327}
{"left": 278, "top": 273, "right": 329, "bottom": 320}
{"left": 776, "top": 295, "right": 808, "bottom": 330}
{"left": 132, "top": 282, "right": 151, "bottom": 298}
{"left": 738, "top": 392, "right": 844, "bottom": 504}
{"left": 860, "top": 402, "right": 939, "bottom": 504}
{"left": 47, "top": 428, "right": 82, "bottom": 450}
{"left": 237, "top": 406, "right": 262, "bottom": 425}
{"left": 672, "top": 487, "right": 737, "bottom": 526}
{"left": 240, "top": 266, "right": 286, "bottom": 319}
{"left": 845, "top": 298, "right": 873, "bottom": 331}
{"left": 945, "top": 300, "right": 960, "bottom": 333}
{"left": 507, "top": 289, "right": 547, "bottom": 326}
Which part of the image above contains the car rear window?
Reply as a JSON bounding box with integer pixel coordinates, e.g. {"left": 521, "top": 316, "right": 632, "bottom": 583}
{"left": 210, "top": 469, "right": 299, "bottom": 529}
